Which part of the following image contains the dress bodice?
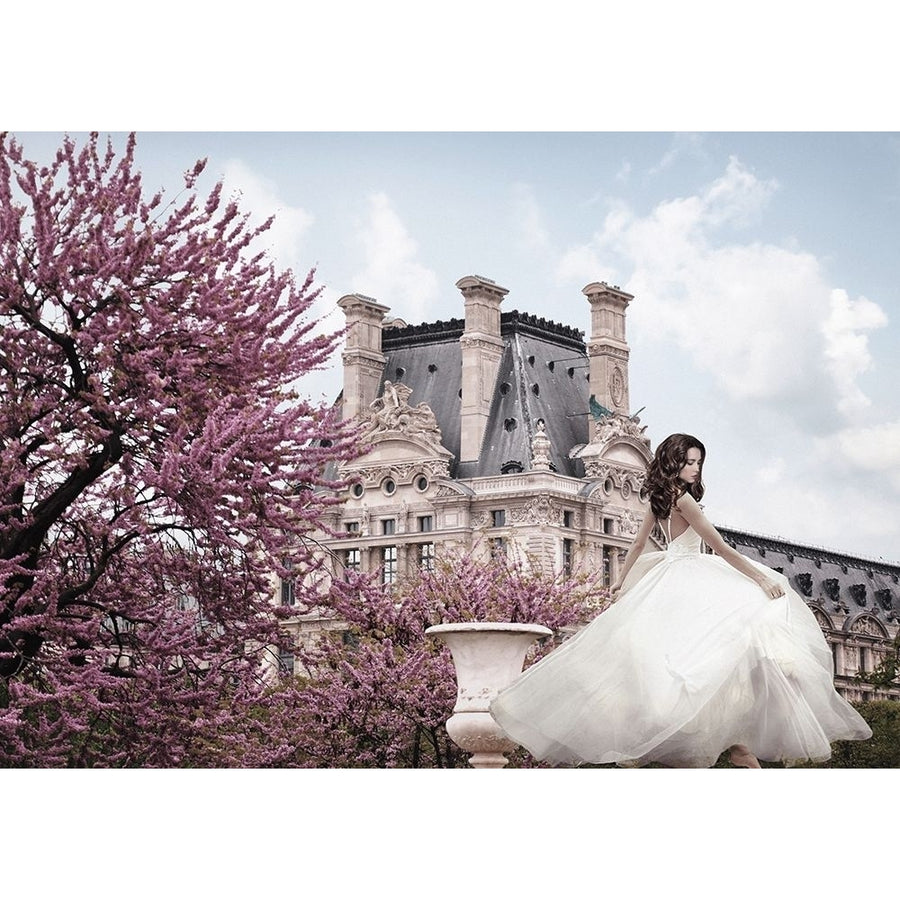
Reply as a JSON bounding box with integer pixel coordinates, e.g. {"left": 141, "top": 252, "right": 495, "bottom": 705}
{"left": 662, "top": 519, "right": 703, "bottom": 557}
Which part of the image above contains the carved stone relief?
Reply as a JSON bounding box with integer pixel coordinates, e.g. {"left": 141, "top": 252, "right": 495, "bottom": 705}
{"left": 850, "top": 616, "right": 886, "bottom": 638}
{"left": 511, "top": 495, "right": 555, "bottom": 526}
{"left": 609, "top": 366, "right": 626, "bottom": 407}
{"left": 619, "top": 509, "right": 640, "bottom": 537}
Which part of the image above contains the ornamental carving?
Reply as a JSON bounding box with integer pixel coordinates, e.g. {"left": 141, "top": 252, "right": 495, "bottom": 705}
{"left": 850, "top": 616, "right": 887, "bottom": 638}
{"left": 590, "top": 413, "right": 651, "bottom": 449}
{"left": 510, "top": 495, "right": 555, "bottom": 526}
{"left": 619, "top": 509, "right": 640, "bottom": 537}
{"left": 582, "top": 460, "right": 646, "bottom": 491}
{"left": 609, "top": 366, "right": 626, "bottom": 407}
{"left": 359, "top": 381, "right": 446, "bottom": 451}
{"left": 794, "top": 573, "right": 813, "bottom": 597}
{"left": 459, "top": 336, "right": 503, "bottom": 352}
{"left": 529, "top": 496, "right": 554, "bottom": 526}
{"left": 530, "top": 420, "right": 552, "bottom": 471}
{"left": 349, "top": 458, "right": 452, "bottom": 487}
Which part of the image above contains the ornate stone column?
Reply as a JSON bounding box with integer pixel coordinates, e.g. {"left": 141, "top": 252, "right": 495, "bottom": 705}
{"left": 457, "top": 275, "right": 508, "bottom": 462}
{"left": 337, "top": 293, "right": 390, "bottom": 421}
{"left": 583, "top": 281, "right": 634, "bottom": 416}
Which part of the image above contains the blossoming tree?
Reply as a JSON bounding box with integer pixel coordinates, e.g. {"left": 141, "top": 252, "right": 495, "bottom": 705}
{"left": 0, "top": 133, "right": 356, "bottom": 766}
{"left": 283, "top": 553, "right": 609, "bottom": 767}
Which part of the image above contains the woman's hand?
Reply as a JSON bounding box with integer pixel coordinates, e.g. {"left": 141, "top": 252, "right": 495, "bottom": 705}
{"left": 757, "top": 575, "right": 785, "bottom": 600}
{"left": 609, "top": 579, "right": 624, "bottom": 599}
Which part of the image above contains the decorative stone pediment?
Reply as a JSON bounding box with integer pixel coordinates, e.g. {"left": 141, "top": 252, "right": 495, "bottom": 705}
{"left": 343, "top": 381, "right": 454, "bottom": 481}
{"left": 570, "top": 412, "right": 652, "bottom": 479}
{"left": 848, "top": 615, "right": 888, "bottom": 638}
{"left": 361, "top": 381, "right": 446, "bottom": 449}
{"left": 592, "top": 413, "right": 650, "bottom": 445}
{"left": 811, "top": 606, "right": 834, "bottom": 631}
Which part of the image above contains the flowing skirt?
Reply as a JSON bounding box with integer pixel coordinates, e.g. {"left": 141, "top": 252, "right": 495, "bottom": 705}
{"left": 490, "top": 545, "right": 872, "bottom": 767}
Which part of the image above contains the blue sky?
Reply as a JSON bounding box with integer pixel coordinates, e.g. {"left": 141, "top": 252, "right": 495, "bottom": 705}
{"left": 10, "top": 130, "right": 900, "bottom": 563}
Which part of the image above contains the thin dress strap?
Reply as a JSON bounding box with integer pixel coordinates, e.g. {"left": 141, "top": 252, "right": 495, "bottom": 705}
{"left": 662, "top": 516, "right": 672, "bottom": 544}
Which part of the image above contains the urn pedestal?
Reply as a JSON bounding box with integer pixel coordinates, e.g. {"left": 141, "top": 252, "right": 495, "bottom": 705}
{"left": 426, "top": 622, "right": 551, "bottom": 768}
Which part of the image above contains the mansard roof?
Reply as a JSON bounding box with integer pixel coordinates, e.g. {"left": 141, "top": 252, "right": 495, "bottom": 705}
{"left": 719, "top": 526, "right": 900, "bottom": 632}
{"left": 378, "top": 310, "right": 591, "bottom": 479}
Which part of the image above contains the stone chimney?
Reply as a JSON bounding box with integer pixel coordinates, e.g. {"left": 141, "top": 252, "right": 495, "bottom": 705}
{"left": 583, "top": 282, "right": 634, "bottom": 415}
{"left": 456, "top": 275, "right": 508, "bottom": 462}
{"left": 337, "top": 293, "right": 390, "bottom": 421}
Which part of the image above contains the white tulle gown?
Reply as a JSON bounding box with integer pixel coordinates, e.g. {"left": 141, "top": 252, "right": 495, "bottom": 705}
{"left": 490, "top": 521, "right": 872, "bottom": 767}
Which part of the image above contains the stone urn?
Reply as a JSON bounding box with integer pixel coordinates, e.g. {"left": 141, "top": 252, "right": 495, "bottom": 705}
{"left": 425, "top": 621, "right": 552, "bottom": 768}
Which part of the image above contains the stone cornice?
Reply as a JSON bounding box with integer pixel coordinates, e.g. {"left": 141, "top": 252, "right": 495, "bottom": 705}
{"left": 718, "top": 527, "right": 900, "bottom": 576}
{"left": 380, "top": 309, "right": 587, "bottom": 353}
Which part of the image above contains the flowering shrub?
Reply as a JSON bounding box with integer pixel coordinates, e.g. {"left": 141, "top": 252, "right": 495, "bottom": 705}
{"left": 282, "top": 551, "right": 610, "bottom": 767}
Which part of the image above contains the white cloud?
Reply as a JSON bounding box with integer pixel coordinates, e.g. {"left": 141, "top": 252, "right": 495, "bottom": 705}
{"left": 647, "top": 133, "right": 709, "bottom": 177}
{"left": 221, "top": 159, "right": 314, "bottom": 268}
{"left": 557, "top": 156, "right": 887, "bottom": 424}
{"left": 756, "top": 457, "right": 786, "bottom": 485}
{"left": 701, "top": 156, "right": 777, "bottom": 228}
{"left": 351, "top": 191, "right": 439, "bottom": 322}
{"left": 821, "top": 288, "right": 889, "bottom": 415}
{"left": 822, "top": 419, "right": 900, "bottom": 492}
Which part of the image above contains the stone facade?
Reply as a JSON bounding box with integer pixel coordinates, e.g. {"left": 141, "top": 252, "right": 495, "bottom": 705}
{"left": 280, "top": 275, "right": 900, "bottom": 701}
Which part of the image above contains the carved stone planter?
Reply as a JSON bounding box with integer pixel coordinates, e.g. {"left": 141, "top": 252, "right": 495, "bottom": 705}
{"left": 426, "top": 622, "right": 552, "bottom": 768}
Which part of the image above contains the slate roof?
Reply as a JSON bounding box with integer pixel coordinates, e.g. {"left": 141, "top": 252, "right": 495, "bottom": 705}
{"left": 718, "top": 526, "right": 900, "bottom": 632}
{"left": 378, "top": 310, "right": 591, "bottom": 479}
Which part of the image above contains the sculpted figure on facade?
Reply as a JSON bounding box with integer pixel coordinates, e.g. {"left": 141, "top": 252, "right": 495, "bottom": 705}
{"left": 619, "top": 509, "right": 640, "bottom": 537}
{"left": 592, "top": 412, "right": 651, "bottom": 449}
{"left": 512, "top": 495, "right": 554, "bottom": 526}
{"left": 530, "top": 419, "right": 552, "bottom": 471}
{"left": 850, "top": 616, "right": 886, "bottom": 638}
{"left": 362, "top": 381, "right": 445, "bottom": 450}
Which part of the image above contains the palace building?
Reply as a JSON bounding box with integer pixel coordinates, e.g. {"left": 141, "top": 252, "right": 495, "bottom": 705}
{"left": 283, "top": 275, "right": 900, "bottom": 702}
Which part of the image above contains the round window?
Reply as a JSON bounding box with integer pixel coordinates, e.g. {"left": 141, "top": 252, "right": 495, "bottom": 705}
{"left": 351, "top": 483, "right": 364, "bottom": 498}
{"left": 382, "top": 478, "right": 396, "bottom": 496}
{"left": 415, "top": 476, "right": 428, "bottom": 492}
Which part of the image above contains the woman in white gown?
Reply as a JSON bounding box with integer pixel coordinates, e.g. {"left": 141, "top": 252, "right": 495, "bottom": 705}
{"left": 489, "top": 434, "right": 872, "bottom": 767}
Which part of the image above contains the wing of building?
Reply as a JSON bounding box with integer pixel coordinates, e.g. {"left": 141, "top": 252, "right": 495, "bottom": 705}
{"left": 282, "top": 275, "right": 900, "bottom": 702}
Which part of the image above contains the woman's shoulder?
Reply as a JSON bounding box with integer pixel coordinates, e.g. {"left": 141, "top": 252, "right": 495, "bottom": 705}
{"left": 674, "top": 491, "right": 705, "bottom": 519}
{"left": 674, "top": 491, "right": 698, "bottom": 510}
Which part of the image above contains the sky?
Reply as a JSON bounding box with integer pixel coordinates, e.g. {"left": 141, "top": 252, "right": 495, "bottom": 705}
{"left": 9, "top": 130, "right": 900, "bottom": 564}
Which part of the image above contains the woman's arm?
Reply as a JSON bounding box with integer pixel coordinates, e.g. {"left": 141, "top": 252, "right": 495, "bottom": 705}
{"left": 675, "top": 493, "right": 785, "bottom": 599}
{"left": 609, "top": 510, "right": 657, "bottom": 597}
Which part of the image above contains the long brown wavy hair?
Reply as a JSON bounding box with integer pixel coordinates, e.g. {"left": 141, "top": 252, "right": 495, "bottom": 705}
{"left": 643, "top": 433, "right": 706, "bottom": 519}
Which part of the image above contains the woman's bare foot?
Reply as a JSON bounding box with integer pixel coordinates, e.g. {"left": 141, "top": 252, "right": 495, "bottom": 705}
{"left": 729, "top": 744, "right": 761, "bottom": 768}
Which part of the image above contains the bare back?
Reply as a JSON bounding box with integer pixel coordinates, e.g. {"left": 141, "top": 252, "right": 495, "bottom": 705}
{"left": 662, "top": 505, "right": 693, "bottom": 542}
